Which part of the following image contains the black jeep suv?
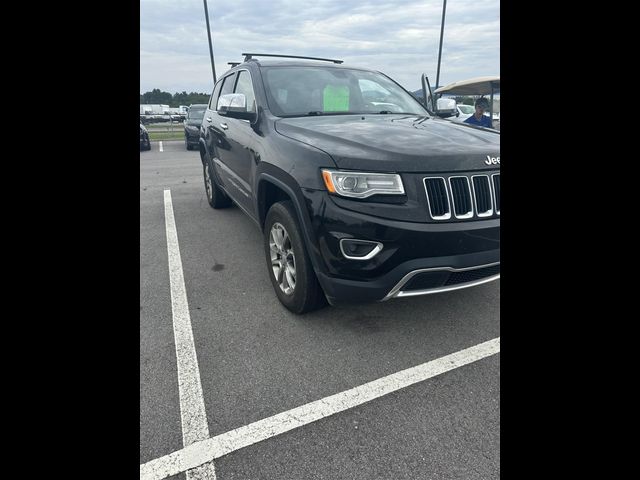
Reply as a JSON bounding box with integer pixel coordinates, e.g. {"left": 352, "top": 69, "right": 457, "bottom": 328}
{"left": 198, "top": 54, "right": 500, "bottom": 314}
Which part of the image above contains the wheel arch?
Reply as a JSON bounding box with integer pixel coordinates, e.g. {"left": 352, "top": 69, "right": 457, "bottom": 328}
{"left": 256, "top": 173, "right": 326, "bottom": 277}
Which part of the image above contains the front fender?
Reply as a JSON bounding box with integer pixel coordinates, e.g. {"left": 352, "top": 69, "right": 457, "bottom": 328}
{"left": 256, "top": 169, "right": 328, "bottom": 277}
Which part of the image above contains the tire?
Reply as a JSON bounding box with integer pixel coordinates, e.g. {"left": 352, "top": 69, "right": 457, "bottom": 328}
{"left": 264, "top": 201, "right": 327, "bottom": 314}
{"left": 143, "top": 135, "right": 151, "bottom": 151}
{"left": 203, "top": 158, "right": 231, "bottom": 208}
{"left": 185, "top": 136, "right": 192, "bottom": 150}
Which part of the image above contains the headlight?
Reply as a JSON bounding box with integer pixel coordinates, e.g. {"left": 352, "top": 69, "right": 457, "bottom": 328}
{"left": 321, "top": 169, "right": 404, "bottom": 198}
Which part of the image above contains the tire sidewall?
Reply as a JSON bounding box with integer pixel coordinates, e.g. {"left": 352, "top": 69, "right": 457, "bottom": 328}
{"left": 264, "top": 202, "right": 316, "bottom": 313}
{"left": 203, "top": 159, "right": 215, "bottom": 207}
{"left": 203, "top": 157, "right": 230, "bottom": 208}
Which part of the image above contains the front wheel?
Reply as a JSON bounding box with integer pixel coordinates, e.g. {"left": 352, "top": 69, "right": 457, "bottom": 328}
{"left": 264, "top": 201, "right": 326, "bottom": 314}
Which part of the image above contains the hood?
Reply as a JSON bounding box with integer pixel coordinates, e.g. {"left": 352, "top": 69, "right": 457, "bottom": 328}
{"left": 274, "top": 114, "right": 500, "bottom": 172}
{"left": 185, "top": 119, "right": 203, "bottom": 127}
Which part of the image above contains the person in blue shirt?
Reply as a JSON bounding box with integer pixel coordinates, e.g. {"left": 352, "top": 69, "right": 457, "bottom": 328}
{"left": 464, "top": 97, "right": 493, "bottom": 128}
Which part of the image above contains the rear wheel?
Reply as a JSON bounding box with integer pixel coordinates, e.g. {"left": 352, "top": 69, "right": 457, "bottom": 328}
{"left": 264, "top": 201, "right": 326, "bottom": 314}
{"left": 203, "top": 158, "right": 231, "bottom": 208}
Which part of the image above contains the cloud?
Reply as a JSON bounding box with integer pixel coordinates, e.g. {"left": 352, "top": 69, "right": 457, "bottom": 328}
{"left": 140, "top": 0, "right": 499, "bottom": 94}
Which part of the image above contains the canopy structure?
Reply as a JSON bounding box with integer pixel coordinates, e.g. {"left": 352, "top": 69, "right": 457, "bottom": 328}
{"left": 433, "top": 76, "right": 500, "bottom": 131}
{"left": 434, "top": 76, "right": 500, "bottom": 96}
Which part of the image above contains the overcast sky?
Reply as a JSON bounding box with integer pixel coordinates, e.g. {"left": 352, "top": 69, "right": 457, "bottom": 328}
{"left": 140, "top": 0, "right": 499, "bottom": 94}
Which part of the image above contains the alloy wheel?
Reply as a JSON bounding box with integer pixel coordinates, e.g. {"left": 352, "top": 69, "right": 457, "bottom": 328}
{"left": 269, "top": 222, "right": 296, "bottom": 294}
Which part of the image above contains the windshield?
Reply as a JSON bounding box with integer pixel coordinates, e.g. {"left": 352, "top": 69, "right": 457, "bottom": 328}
{"left": 262, "top": 66, "right": 428, "bottom": 117}
{"left": 188, "top": 107, "right": 206, "bottom": 120}
{"left": 458, "top": 105, "right": 474, "bottom": 114}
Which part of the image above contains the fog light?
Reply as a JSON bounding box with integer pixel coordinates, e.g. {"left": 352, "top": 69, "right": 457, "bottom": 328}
{"left": 339, "top": 239, "right": 383, "bottom": 260}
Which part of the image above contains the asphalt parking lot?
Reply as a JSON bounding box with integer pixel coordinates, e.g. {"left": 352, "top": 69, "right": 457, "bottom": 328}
{"left": 140, "top": 140, "right": 500, "bottom": 479}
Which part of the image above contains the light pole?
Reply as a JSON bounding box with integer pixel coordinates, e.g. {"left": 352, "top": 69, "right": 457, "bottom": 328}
{"left": 203, "top": 0, "right": 217, "bottom": 83}
{"left": 435, "top": 0, "right": 447, "bottom": 90}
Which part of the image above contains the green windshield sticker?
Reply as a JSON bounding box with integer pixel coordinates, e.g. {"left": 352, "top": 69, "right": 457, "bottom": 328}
{"left": 323, "top": 85, "right": 349, "bottom": 111}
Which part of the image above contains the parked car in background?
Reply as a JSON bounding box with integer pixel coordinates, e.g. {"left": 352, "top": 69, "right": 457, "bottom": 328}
{"left": 450, "top": 104, "right": 493, "bottom": 125}
{"left": 454, "top": 104, "right": 474, "bottom": 122}
{"left": 140, "top": 123, "right": 150, "bottom": 151}
{"left": 184, "top": 104, "right": 207, "bottom": 150}
{"left": 492, "top": 112, "right": 500, "bottom": 131}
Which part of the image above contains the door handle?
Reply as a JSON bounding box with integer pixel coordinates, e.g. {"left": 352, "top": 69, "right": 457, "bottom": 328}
{"left": 220, "top": 123, "right": 228, "bottom": 130}
{"left": 205, "top": 117, "right": 212, "bottom": 122}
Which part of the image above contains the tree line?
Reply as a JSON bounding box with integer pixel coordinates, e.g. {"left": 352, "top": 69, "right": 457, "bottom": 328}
{"left": 140, "top": 89, "right": 210, "bottom": 107}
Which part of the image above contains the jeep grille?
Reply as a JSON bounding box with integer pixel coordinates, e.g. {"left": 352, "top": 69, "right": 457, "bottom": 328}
{"left": 423, "top": 173, "right": 500, "bottom": 221}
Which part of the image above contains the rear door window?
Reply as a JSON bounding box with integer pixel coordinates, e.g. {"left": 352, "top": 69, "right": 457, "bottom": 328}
{"left": 234, "top": 70, "right": 256, "bottom": 113}
{"left": 209, "top": 81, "right": 223, "bottom": 110}
{"left": 216, "top": 73, "right": 237, "bottom": 110}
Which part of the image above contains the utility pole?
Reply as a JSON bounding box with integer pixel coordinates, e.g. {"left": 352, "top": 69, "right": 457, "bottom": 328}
{"left": 435, "top": 0, "right": 447, "bottom": 90}
{"left": 203, "top": 0, "right": 217, "bottom": 83}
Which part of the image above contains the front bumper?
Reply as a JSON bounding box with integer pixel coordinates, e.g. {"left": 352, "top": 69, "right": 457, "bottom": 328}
{"left": 302, "top": 190, "right": 500, "bottom": 304}
{"left": 184, "top": 129, "right": 200, "bottom": 145}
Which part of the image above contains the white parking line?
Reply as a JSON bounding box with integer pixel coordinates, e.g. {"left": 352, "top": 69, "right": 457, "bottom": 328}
{"left": 159, "top": 141, "right": 164, "bottom": 152}
{"left": 140, "top": 337, "right": 500, "bottom": 480}
{"left": 164, "top": 189, "right": 216, "bottom": 480}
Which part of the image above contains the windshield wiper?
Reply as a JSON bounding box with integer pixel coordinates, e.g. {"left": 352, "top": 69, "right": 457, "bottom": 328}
{"left": 288, "top": 111, "right": 356, "bottom": 117}
{"left": 371, "top": 111, "right": 424, "bottom": 115}
{"left": 281, "top": 111, "right": 381, "bottom": 118}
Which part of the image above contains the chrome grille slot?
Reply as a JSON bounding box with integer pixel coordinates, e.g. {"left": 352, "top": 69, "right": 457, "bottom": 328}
{"left": 492, "top": 173, "right": 500, "bottom": 214}
{"left": 423, "top": 177, "right": 451, "bottom": 220}
{"left": 471, "top": 175, "right": 493, "bottom": 217}
{"left": 448, "top": 176, "right": 473, "bottom": 219}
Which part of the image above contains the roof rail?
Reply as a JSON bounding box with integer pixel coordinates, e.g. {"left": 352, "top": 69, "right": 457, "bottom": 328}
{"left": 227, "top": 62, "right": 241, "bottom": 67}
{"left": 241, "top": 53, "right": 343, "bottom": 64}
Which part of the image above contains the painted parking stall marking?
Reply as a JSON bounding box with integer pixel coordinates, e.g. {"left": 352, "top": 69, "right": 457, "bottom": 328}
{"left": 164, "top": 189, "right": 217, "bottom": 480}
{"left": 159, "top": 141, "right": 164, "bottom": 152}
{"left": 140, "top": 337, "right": 500, "bottom": 480}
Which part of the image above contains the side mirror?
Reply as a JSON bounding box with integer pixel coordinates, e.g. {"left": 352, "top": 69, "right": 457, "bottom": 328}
{"left": 434, "top": 97, "right": 457, "bottom": 119}
{"left": 217, "top": 93, "right": 256, "bottom": 121}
